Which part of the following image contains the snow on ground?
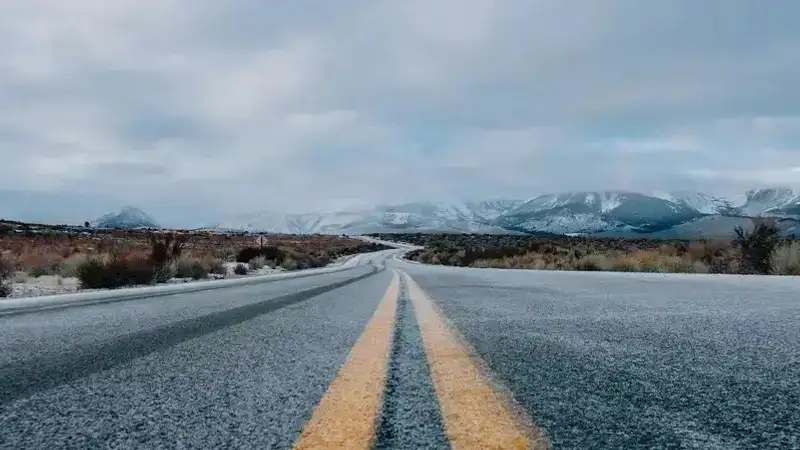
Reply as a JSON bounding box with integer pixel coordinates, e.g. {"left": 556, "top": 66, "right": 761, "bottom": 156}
{"left": 220, "top": 261, "right": 283, "bottom": 277}
{"left": 6, "top": 253, "right": 359, "bottom": 299}
{"left": 11, "top": 275, "right": 83, "bottom": 298}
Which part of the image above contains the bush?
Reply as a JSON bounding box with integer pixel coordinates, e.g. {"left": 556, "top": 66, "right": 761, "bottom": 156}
{"left": 174, "top": 258, "right": 209, "bottom": 280}
{"left": 150, "top": 233, "right": 185, "bottom": 283}
{"left": 236, "top": 246, "right": 287, "bottom": 264}
{"left": 77, "top": 256, "right": 155, "bottom": 289}
{"left": 54, "top": 253, "right": 89, "bottom": 278}
{"left": 248, "top": 256, "right": 267, "bottom": 270}
{"left": 734, "top": 217, "right": 780, "bottom": 274}
{"left": 233, "top": 263, "right": 249, "bottom": 275}
{"left": 0, "top": 254, "right": 13, "bottom": 297}
{"left": 153, "top": 263, "right": 175, "bottom": 283}
{"left": 772, "top": 241, "right": 800, "bottom": 275}
{"left": 236, "top": 247, "right": 261, "bottom": 263}
{"left": 204, "top": 258, "right": 227, "bottom": 276}
{"left": 189, "top": 262, "right": 209, "bottom": 280}
{"left": 575, "top": 254, "right": 611, "bottom": 271}
{"left": 29, "top": 265, "right": 54, "bottom": 277}
{"left": 280, "top": 257, "right": 299, "bottom": 271}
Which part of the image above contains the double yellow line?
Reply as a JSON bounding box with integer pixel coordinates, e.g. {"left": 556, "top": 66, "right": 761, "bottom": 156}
{"left": 293, "top": 270, "right": 548, "bottom": 449}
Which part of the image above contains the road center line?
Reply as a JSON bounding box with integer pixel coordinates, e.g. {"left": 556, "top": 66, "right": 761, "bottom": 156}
{"left": 293, "top": 270, "right": 400, "bottom": 450}
{"left": 402, "top": 271, "right": 549, "bottom": 450}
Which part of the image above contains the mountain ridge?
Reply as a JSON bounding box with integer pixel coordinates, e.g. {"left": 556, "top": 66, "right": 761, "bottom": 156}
{"left": 214, "top": 188, "right": 800, "bottom": 237}
{"left": 92, "top": 206, "right": 160, "bottom": 229}
{"left": 85, "top": 188, "right": 800, "bottom": 237}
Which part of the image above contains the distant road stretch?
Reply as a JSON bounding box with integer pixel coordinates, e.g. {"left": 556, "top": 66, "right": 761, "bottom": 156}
{"left": 1, "top": 247, "right": 798, "bottom": 449}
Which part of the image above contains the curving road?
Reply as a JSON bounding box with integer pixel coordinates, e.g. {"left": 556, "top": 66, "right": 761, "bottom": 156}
{"left": 1, "top": 247, "right": 798, "bottom": 449}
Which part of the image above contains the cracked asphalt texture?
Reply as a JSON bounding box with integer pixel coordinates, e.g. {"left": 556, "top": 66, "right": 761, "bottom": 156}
{"left": 2, "top": 249, "right": 798, "bottom": 449}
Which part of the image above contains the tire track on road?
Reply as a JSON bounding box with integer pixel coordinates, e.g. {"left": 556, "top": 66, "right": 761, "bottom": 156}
{"left": 0, "top": 267, "right": 381, "bottom": 406}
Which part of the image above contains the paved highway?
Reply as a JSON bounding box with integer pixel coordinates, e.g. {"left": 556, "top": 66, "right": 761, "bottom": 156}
{"left": 1, "top": 248, "right": 798, "bottom": 449}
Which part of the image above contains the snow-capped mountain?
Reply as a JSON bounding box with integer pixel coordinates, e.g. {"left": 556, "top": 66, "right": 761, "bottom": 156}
{"left": 214, "top": 188, "right": 800, "bottom": 237}
{"left": 653, "top": 191, "right": 735, "bottom": 215}
{"left": 215, "top": 200, "right": 523, "bottom": 234}
{"left": 736, "top": 188, "right": 799, "bottom": 217}
{"left": 93, "top": 206, "right": 159, "bottom": 229}
{"left": 498, "top": 191, "right": 701, "bottom": 234}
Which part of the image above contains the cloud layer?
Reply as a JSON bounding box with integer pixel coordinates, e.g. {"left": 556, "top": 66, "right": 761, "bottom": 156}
{"left": 2, "top": 0, "right": 800, "bottom": 226}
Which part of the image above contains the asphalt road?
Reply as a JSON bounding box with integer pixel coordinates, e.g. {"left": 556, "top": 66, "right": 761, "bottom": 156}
{"left": 1, "top": 249, "right": 798, "bottom": 449}
{"left": 398, "top": 260, "right": 800, "bottom": 449}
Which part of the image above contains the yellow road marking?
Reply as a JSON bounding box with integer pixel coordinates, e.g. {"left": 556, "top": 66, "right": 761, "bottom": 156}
{"left": 293, "top": 271, "right": 400, "bottom": 449}
{"left": 402, "top": 271, "right": 549, "bottom": 450}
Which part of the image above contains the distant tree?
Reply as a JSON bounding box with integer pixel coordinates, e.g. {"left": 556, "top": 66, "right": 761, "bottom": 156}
{"left": 84, "top": 221, "right": 91, "bottom": 228}
{"left": 733, "top": 217, "right": 780, "bottom": 274}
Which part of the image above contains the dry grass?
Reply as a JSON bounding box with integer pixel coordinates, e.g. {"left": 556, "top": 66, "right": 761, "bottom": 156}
{"left": 0, "top": 230, "right": 387, "bottom": 280}
{"left": 395, "top": 233, "right": 794, "bottom": 275}
{"left": 247, "top": 256, "right": 269, "bottom": 270}
{"left": 772, "top": 241, "right": 800, "bottom": 275}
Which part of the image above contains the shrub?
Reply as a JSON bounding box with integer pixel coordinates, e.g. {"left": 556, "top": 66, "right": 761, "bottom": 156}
{"left": 236, "top": 247, "right": 261, "bottom": 263}
{"left": 77, "top": 256, "right": 155, "bottom": 289}
{"left": 150, "top": 233, "right": 185, "bottom": 283}
{"left": 248, "top": 256, "right": 267, "bottom": 270}
{"left": 236, "top": 246, "right": 286, "bottom": 264}
{"left": 772, "top": 241, "right": 800, "bottom": 275}
{"left": 186, "top": 261, "right": 209, "bottom": 280}
{"left": 29, "top": 265, "right": 54, "bottom": 277}
{"left": 204, "top": 258, "right": 227, "bottom": 276}
{"left": 260, "top": 245, "right": 286, "bottom": 263}
{"left": 733, "top": 217, "right": 780, "bottom": 274}
{"left": 280, "top": 257, "right": 299, "bottom": 271}
{"left": 575, "top": 254, "right": 611, "bottom": 271}
{"left": 54, "top": 253, "right": 89, "bottom": 278}
{"left": 174, "top": 257, "right": 209, "bottom": 280}
{"left": 153, "top": 263, "right": 175, "bottom": 283}
{"left": 611, "top": 256, "right": 640, "bottom": 272}
{"left": 307, "top": 253, "right": 332, "bottom": 268}
{"left": 233, "top": 263, "right": 249, "bottom": 275}
{"left": 0, "top": 254, "right": 13, "bottom": 297}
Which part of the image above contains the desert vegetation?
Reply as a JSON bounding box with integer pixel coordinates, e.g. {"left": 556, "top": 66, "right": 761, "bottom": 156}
{"left": 0, "top": 225, "right": 390, "bottom": 297}
{"left": 0, "top": 252, "right": 12, "bottom": 297}
{"left": 371, "top": 217, "right": 800, "bottom": 275}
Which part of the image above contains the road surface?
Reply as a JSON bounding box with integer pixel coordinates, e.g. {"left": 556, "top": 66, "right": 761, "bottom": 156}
{"left": 1, "top": 248, "right": 798, "bottom": 449}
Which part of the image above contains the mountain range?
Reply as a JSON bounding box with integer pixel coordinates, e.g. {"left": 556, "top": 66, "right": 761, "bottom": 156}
{"left": 93, "top": 188, "right": 800, "bottom": 238}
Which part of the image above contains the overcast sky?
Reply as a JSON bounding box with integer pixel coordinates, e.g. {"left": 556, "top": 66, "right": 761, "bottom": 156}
{"left": 2, "top": 0, "right": 800, "bottom": 226}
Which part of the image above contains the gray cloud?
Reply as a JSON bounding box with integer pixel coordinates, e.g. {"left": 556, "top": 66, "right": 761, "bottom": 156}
{"left": 1, "top": 0, "right": 800, "bottom": 226}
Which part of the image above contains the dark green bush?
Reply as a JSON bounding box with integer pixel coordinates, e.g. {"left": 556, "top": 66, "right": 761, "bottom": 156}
{"left": 236, "top": 247, "right": 261, "bottom": 263}
{"left": 188, "top": 261, "right": 208, "bottom": 280}
{"left": 149, "top": 233, "right": 186, "bottom": 283}
{"left": 0, "top": 254, "right": 13, "bottom": 297}
{"left": 174, "top": 259, "right": 209, "bottom": 280}
{"left": 233, "top": 263, "right": 249, "bottom": 275}
{"left": 77, "top": 257, "right": 155, "bottom": 289}
{"left": 29, "top": 266, "right": 53, "bottom": 277}
{"left": 734, "top": 217, "right": 780, "bottom": 274}
{"left": 236, "top": 246, "right": 286, "bottom": 264}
